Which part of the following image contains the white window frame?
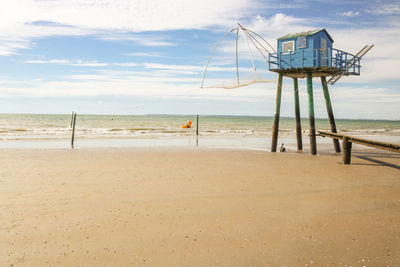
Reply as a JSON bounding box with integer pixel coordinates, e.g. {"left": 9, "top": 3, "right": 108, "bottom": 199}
{"left": 282, "top": 40, "right": 295, "bottom": 54}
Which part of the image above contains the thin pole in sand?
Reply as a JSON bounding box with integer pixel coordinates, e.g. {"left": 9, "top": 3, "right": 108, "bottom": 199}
{"left": 71, "top": 112, "right": 77, "bottom": 148}
{"left": 70, "top": 111, "right": 74, "bottom": 128}
{"left": 196, "top": 114, "right": 199, "bottom": 136}
{"left": 196, "top": 114, "right": 199, "bottom": 146}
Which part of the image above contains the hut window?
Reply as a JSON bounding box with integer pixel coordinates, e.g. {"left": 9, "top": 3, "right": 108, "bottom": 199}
{"left": 282, "top": 41, "right": 294, "bottom": 53}
{"left": 297, "top": 37, "right": 306, "bottom": 48}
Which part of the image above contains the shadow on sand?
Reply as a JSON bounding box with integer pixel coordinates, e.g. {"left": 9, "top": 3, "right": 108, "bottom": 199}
{"left": 352, "top": 151, "right": 400, "bottom": 170}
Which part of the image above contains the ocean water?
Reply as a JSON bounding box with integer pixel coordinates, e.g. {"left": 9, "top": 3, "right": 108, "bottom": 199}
{"left": 0, "top": 113, "right": 399, "bottom": 149}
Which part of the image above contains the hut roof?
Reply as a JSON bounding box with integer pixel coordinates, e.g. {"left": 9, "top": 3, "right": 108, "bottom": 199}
{"left": 277, "top": 28, "right": 334, "bottom": 42}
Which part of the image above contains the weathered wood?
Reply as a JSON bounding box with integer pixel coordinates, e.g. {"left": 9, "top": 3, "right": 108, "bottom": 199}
{"left": 70, "top": 111, "right": 74, "bottom": 128}
{"left": 71, "top": 113, "right": 77, "bottom": 148}
{"left": 196, "top": 114, "right": 199, "bottom": 136}
{"left": 293, "top": 78, "right": 302, "bottom": 151}
{"left": 270, "top": 67, "right": 342, "bottom": 78}
{"left": 271, "top": 73, "right": 283, "bottom": 152}
{"left": 321, "top": 76, "right": 341, "bottom": 153}
{"left": 196, "top": 114, "right": 199, "bottom": 147}
{"left": 306, "top": 73, "right": 317, "bottom": 155}
{"left": 342, "top": 137, "right": 352, "bottom": 164}
{"left": 318, "top": 130, "right": 400, "bottom": 153}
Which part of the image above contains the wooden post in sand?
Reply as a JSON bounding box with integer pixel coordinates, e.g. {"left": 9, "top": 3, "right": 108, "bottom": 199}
{"left": 196, "top": 114, "right": 199, "bottom": 146}
{"left": 342, "top": 137, "right": 352, "bottom": 164}
{"left": 271, "top": 73, "right": 283, "bottom": 152}
{"left": 71, "top": 112, "right": 77, "bottom": 148}
{"left": 196, "top": 114, "right": 199, "bottom": 136}
{"left": 70, "top": 111, "right": 74, "bottom": 128}
{"left": 321, "top": 76, "right": 341, "bottom": 153}
{"left": 306, "top": 73, "right": 317, "bottom": 155}
{"left": 293, "top": 78, "right": 302, "bottom": 151}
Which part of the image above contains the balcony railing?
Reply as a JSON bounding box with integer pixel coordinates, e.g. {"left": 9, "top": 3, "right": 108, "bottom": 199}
{"left": 268, "top": 48, "right": 361, "bottom": 75}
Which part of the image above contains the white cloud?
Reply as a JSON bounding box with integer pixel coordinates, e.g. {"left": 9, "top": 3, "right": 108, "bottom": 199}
{"left": 125, "top": 52, "right": 164, "bottom": 57}
{"left": 367, "top": 2, "right": 400, "bottom": 15}
{"left": 340, "top": 11, "right": 360, "bottom": 17}
{"left": 246, "top": 13, "right": 311, "bottom": 40}
{"left": 1, "top": 74, "right": 399, "bottom": 119}
{"left": 0, "top": 0, "right": 261, "bottom": 55}
{"left": 329, "top": 24, "right": 400, "bottom": 83}
{"left": 23, "top": 59, "right": 71, "bottom": 64}
{"left": 20, "top": 59, "right": 109, "bottom": 67}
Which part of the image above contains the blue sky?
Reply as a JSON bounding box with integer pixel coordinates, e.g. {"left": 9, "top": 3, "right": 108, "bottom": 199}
{"left": 0, "top": 0, "right": 399, "bottom": 119}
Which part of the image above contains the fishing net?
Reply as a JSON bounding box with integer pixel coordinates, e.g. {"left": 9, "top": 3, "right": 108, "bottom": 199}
{"left": 201, "top": 23, "right": 276, "bottom": 89}
{"left": 201, "top": 71, "right": 274, "bottom": 89}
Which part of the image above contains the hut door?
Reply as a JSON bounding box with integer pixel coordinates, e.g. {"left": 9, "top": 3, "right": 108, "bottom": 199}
{"left": 320, "top": 38, "right": 327, "bottom": 66}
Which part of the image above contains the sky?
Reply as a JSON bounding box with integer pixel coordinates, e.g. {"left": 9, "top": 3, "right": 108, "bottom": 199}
{"left": 0, "top": 0, "right": 399, "bottom": 119}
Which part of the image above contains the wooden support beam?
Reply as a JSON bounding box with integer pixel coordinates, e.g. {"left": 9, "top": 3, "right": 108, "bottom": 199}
{"left": 306, "top": 73, "right": 317, "bottom": 155}
{"left": 342, "top": 137, "right": 352, "bottom": 164}
{"left": 319, "top": 130, "right": 400, "bottom": 153}
{"left": 321, "top": 76, "right": 341, "bottom": 153}
{"left": 271, "top": 73, "right": 283, "bottom": 152}
{"left": 293, "top": 78, "right": 302, "bottom": 151}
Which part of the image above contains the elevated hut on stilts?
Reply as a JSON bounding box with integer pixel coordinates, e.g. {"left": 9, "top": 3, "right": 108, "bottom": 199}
{"left": 201, "top": 26, "right": 373, "bottom": 156}
{"left": 268, "top": 29, "right": 373, "bottom": 155}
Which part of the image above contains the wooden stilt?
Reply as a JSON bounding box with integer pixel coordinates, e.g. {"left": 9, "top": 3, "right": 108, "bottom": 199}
{"left": 71, "top": 112, "right": 77, "bottom": 148}
{"left": 306, "top": 73, "right": 317, "bottom": 155}
{"left": 321, "top": 76, "right": 341, "bottom": 153}
{"left": 271, "top": 73, "right": 283, "bottom": 152}
{"left": 293, "top": 78, "right": 302, "bottom": 151}
{"left": 342, "top": 137, "right": 352, "bottom": 164}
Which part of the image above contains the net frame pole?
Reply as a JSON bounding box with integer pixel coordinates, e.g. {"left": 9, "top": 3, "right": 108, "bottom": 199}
{"left": 201, "top": 28, "right": 236, "bottom": 88}
{"left": 235, "top": 28, "right": 240, "bottom": 86}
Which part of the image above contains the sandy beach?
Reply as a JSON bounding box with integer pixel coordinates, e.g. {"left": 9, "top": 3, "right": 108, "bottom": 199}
{"left": 1, "top": 147, "right": 399, "bottom": 266}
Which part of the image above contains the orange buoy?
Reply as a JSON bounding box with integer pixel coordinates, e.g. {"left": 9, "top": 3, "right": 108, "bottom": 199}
{"left": 181, "top": 120, "right": 192, "bottom": 128}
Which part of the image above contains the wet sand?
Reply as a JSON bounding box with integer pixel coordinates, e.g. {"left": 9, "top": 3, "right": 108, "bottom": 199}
{"left": 0, "top": 147, "right": 399, "bottom": 266}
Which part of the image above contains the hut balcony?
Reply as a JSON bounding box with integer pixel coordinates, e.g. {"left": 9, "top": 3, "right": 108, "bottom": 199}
{"left": 268, "top": 48, "right": 361, "bottom": 77}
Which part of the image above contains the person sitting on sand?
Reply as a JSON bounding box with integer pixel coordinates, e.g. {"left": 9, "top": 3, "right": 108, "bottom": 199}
{"left": 280, "top": 143, "right": 286, "bottom": 152}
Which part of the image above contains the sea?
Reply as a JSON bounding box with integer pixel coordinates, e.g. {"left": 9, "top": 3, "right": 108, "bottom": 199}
{"left": 0, "top": 113, "right": 399, "bottom": 150}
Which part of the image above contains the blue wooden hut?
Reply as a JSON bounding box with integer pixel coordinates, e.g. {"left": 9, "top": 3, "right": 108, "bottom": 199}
{"left": 268, "top": 28, "right": 370, "bottom": 81}
{"left": 268, "top": 28, "right": 373, "bottom": 156}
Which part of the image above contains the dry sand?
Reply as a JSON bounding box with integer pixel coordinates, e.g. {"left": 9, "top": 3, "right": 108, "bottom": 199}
{"left": 0, "top": 147, "right": 399, "bottom": 266}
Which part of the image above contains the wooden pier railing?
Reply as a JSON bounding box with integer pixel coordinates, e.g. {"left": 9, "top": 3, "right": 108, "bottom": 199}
{"left": 318, "top": 130, "right": 400, "bottom": 164}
